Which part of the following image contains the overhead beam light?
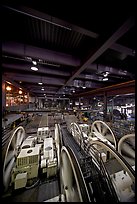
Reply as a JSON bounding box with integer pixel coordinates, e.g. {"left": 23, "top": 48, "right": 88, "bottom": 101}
{"left": 4, "top": 5, "right": 72, "bottom": 31}
{"left": 6, "top": 86, "right": 11, "bottom": 91}
{"left": 38, "top": 82, "right": 43, "bottom": 85}
{"left": 6, "top": 81, "right": 12, "bottom": 85}
{"left": 103, "top": 71, "right": 109, "bottom": 77}
{"left": 19, "top": 90, "right": 23, "bottom": 94}
{"left": 31, "top": 66, "right": 38, "bottom": 71}
{"left": 32, "top": 60, "right": 37, "bottom": 65}
{"left": 102, "top": 77, "right": 108, "bottom": 81}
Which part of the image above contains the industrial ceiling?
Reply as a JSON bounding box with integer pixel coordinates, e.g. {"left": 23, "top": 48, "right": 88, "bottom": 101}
{"left": 2, "top": 1, "right": 135, "bottom": 100}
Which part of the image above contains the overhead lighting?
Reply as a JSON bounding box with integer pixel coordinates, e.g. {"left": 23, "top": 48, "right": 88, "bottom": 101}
{"left": 38, "top": 82, "right": 43, "bottom": 85}
{"left": 103, "top": 71, "right": 109, "bottom": 77}
{"left": 31, "top": 66, "right": 38, "bottom": 71}
{"left": 82, "top": 86, "right": 86, "bottom": 89}
{"left": 6, "top": 81, "right": 12, "bottom": 85}
{"left": 102, "top": 77, "right": 108, "bottom": 81}
{"left": 41, "top": 88, "right": 44, "bottom": 91}
{"left": 40, "top": 61, "right": 60, "bottom": 67}
{"left": 19, "top": 90, "right": 23, "bottom": 94}
{"left": 32, "top": 60, "right": 37, "bottom": 65}
{"left": 44, "top": 19, "right": 72, "bottom": 30}
{"left": 6, "top": 86, "right": 11, "bottom": 91}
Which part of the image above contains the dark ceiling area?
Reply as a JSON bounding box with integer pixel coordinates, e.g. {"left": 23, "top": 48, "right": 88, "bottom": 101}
{"left": 2, "top": 1, "right": 136, "bottom": 99}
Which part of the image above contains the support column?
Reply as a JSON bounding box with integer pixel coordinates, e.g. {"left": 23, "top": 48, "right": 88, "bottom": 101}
{"left": 103, "top": 92, "right": 107, "bottom": 121}
{"left": 79, "top": 97, "right": 81, "bottom": 110}
{"left": 111, "top": 98, "right": 114, "bottom": 122}
{"left": 2, "top": 79, "right": 6, "bottom": 109}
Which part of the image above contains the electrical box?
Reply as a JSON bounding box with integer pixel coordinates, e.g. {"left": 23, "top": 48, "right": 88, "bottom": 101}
{"left": 14, "top": 172, "right": 27, "bottom": 190}
{"left": 47, "top": 158, "right": 57, "bottom": 178}
{"left": 17, "top": 147, "right": 40, "bottom": 167}
{"left": 101, "top": 152, "right": 107, "bottom": 162}
{"left": 21, "top": 139, "right": 34, "bottom": 149}
{"left": 43, "top": 138, "right": 54, "bottom": 160}
{"left": 37, "top": 127, "right": 49, "bottom": 137}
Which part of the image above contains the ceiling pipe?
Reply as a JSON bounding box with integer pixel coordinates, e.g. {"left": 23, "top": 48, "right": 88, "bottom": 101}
{"left": 2, "top": 42, "right": 134, "bottom": 79}
{"left": 2, "top": 63, "right": 71, "bottom": 77}
{"left": 3, "top": 73, "right": 66, "bottom": 86}
{"left": 73, "top": 80, "right": 135, "bottom": 98}
{"left": 2, "top": 42, "right": 80, "bottom": 67}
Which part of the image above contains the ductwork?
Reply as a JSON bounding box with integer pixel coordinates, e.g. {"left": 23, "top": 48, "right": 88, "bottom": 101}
{"left": 2, "top": 42, "right": 134, "bottom": 79}
{"left": 2, "top": 42, "right": 80, "bottom": 67}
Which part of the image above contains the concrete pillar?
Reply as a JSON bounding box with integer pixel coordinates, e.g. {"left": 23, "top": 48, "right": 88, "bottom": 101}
{"left": 2, "top": 79, "right": 6, "bottom": 109}
{"left": 103, "top": 92, "right": 107, "bottom": 121}
{"left": 79, "top": 97, "right": 81, "bottom": 110}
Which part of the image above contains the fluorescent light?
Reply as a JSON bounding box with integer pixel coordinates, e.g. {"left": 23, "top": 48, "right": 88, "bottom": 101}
{"left": 82, "top": 86, "right": 86, "bottom": 89}
{"left": 103, "top": 71, "right": 109, "bottom": 77}
{"left": 6, "top": 81, "right": 12, "bottom": 85}
{"left": 19, "top": 90, "right": 23, "bottom": 94}
{"left": 31, "top": 66, "right": 38, "bottom": 71}
{"left": 32, "top": 60, "right": 37, "bottom": 65}
{"left": 38, "top": 82, "right": 43, "bottom": 85}
{"left": 6, "top": 86, "right": 11, "bottom": 91}
{"left": 45, "top": 20, "right": 72, "bottom": 30}
{"left": 102, "top": 77, "right": 108, "bottom": 81}
{"left": 41, "top": 88, "right": 44, "bottom": 91}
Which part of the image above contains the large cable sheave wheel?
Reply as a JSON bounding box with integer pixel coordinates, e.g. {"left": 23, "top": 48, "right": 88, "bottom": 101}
{"left": 90, "top": 120, "right": 117, "bottom": 149}
{"left": 60, "top": 146, "right": 90, "bottom": 202}
{"left": 70, "top": 122, "right": 83, "bottom": 145}
{"left": 2, "top": 126, "right": 25, "bottom": 191}
{"left": 90, "top": 140, "right": 135, "bottom": 202}
{"left": 55, "top": 123, "right": 63, "bottom": 169}
{"left": 118, "top": 134, "right": 135, "bottom": 167}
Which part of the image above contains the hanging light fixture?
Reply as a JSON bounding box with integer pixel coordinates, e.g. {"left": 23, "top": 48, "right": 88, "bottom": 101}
{"left": 38, "top": 82, "right": 43, "bottom": 85}
{"left": 6, "top": 86, "right": 11, "bottom": 91}
{"left": 19, "top": 90, "right": 23, "bottom": 94}
{"left": 31, "top": 66, "right": 38, "bottom": 71}
{"left": 38, "top": 76, "right": 43, "bottom": 85}
{"left": 32, "top": 60, "right": 37, "bottom": 65}
{"left": 102, "top": 77, "right": 108, "bottom": 81}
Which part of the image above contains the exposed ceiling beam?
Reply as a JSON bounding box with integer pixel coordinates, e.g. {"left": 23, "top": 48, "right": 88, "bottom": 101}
{"left": 2, "top": 63, "right": 71, "bottom": 77}
{"left": 3, "top": 5, "right": 99, "bottom": 39}
{"left": 25, "top": 85, "right": 58, "bottom": 90}
{"left": 58, "top": 16, "right": 134, "bottom": 90}
{"left": 86, "top": 63, "right": 134, "bottom": 78}
{"left": 110, "top": 43, "right": 135, "bottom": 57}
{"left": 2, "top": 75, "right": 30, "bottom": 94}
{"left": 3, "top": 5, "right": 134, "bottom": 57}
{"left": 4, "top": 73, "right": 66, "bottom": 85}
{"left": 32, "top": 90, "right": 57, "bottom": 94}
{"left": 2, "top": 44, "right": 135, "bottom": 79}
{"left": 2, "top": 42, "right": 80, "bottom": 67}
{"left": 3, "top": 63, "right": 115, "bottom": 83}
{"left": 73, "top": 80, "right": 135, "bottom": 98}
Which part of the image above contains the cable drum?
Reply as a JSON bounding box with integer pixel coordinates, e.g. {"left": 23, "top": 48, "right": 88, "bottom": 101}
{"left": 90, "top": 120, "right": 117, "bottom": 149}
{"left": 118, "top": 134, "right": 135, "bottom": 167}
{"left": 60, "top": 146, "right": 91, "bottom": 202}
{"left": 2, "top": 126, "right": 26, "bottom": 192}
